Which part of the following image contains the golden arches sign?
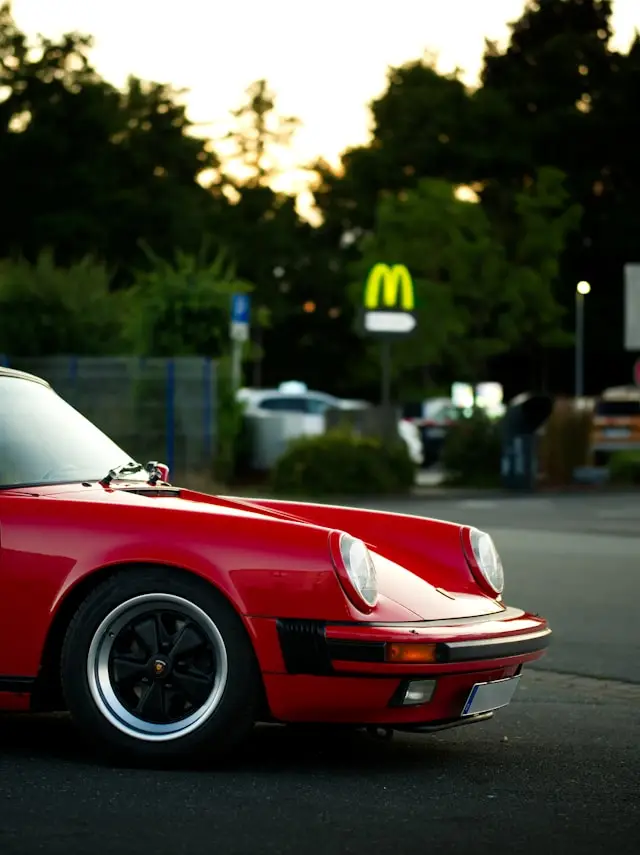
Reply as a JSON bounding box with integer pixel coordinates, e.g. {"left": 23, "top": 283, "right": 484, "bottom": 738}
{"left": 364, "top": 263, "right": 415, "bottom": 312}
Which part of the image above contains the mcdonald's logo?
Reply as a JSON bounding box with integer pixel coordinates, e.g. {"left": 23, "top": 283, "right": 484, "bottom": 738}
{"left": 364, "top": 264, "right": 415, "bottom": 311}
{"left": 362, "top": 263, "right": 417, "bottom": 336}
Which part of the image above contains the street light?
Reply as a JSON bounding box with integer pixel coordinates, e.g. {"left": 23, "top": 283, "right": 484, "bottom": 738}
{"left": 575, "top": 281, "right": 591, "bottom": 397}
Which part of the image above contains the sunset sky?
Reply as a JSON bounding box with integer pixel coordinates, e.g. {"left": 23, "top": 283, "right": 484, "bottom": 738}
{"left": 10, "top": 0, "right": 640, "bottom": 199}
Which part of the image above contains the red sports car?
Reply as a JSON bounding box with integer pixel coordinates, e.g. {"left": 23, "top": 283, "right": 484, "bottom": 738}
{"left": 0, "top": 367, "right": 551, "bottom": 762}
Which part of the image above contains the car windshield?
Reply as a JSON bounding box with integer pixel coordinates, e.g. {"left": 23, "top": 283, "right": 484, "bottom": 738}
{"left": 0, "top": 375, "right": 141, "bottom": 488}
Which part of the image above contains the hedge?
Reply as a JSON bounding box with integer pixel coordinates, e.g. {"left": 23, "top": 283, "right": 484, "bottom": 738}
{"left": 270, "top": 429, "right": 416, "bottom": 496}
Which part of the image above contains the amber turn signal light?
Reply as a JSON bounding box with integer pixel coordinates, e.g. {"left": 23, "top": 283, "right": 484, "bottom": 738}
{"left": 386, "top": 643, "right": 437, "bottom": 663}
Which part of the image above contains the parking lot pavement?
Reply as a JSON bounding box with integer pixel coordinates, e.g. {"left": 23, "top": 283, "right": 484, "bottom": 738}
{"left": 0, "top": 670, "right": 638, "bottom": 855}
{"left": 358, "top": 489, "right": 640, "bottom": 537}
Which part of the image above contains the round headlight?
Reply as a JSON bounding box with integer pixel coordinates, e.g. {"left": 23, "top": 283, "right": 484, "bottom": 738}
{"left": 469, "top": 528, "right": 504, "bottom": 595}
{"left": 338, "top": 534, "right": 378, "bottom": 608}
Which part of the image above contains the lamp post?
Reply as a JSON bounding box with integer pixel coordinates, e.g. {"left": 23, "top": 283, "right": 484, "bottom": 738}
{"left": 575, "top": 280, "right": 591, "bottom": 398}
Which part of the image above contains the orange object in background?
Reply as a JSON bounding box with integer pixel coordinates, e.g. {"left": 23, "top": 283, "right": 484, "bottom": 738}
{"left": 590, "top": 386, "right": 640, "bottom": 466}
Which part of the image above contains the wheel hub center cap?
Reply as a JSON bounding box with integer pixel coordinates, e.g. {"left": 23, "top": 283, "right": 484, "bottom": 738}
{"left": 150, "top": 656, "right": 170, "bottom": 679}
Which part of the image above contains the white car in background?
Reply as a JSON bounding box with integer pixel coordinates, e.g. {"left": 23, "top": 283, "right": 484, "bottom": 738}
{"left": 238, "top": 383, "right": 424, "bottom": 466}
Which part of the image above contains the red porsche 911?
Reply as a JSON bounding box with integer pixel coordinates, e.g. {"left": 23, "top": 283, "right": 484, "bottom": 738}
{"left": 0, "top": 367, "right": 551, "bottom": 762}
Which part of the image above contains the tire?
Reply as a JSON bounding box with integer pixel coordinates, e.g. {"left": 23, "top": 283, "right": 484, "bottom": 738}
{"left": 60, "top": 566, "right": 260, "bottom": 763}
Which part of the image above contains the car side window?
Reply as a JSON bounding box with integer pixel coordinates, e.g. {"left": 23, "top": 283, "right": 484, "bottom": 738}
{"left": 258, "top": 396, "right": 308, "bottom": 412}
{"left": 305, "top": 397, "right": 331, "bottom": 415}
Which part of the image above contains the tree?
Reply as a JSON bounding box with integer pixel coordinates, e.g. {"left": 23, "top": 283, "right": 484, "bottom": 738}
{"left": 0, "top": 251, "right": 122, "bottom": 356}
{"left": 222, "top": 78, "right": 300, "bottom": 188}
{"left": 348, "top": 170, "right": 579, "bottom": 397}
{"left": 122, "top": 245, "right": 252, "bottom": 357}
{"left": 312, "top": 60, "right": 475, "bottom": 236}
{"left": 476, "top": 0, "right": 637, "bottom": 391}
{"left": 0, "top": 3, "right": 223, "bottom": 276}
{"left": 308, "top": 59, "right": 486, "bottom": 399}
{"left": 216, "top": 79, "right": 340, "bottom": 388}
{"left": 497, "top": 167, "right": 582, "bottom": 386}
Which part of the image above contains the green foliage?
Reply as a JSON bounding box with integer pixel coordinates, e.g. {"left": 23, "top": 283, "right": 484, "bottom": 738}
{"left": 122, "top": 246, "right": 253, "bottom": 358}
{"left": 502, "top": 168, "right": 582, "bottom": 349}
{"left": 270, "top": 430, "right": 416, "bottom": 496}
{"left": 212, "top": 357, "right": 247, "bottom": 484}
{"left": 349, "top": 171, "right": 578, "bottom": 397}
{"left": 441, "top": 411, "right": 502, "bottom": 487}
{"left": 608, "top": 451, "right": 640, "bottom": 486}
{"left": 0, "top": 251, "right": 122, "bottom": 356}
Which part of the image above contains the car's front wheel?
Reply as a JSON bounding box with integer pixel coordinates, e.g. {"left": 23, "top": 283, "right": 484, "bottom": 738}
{"left": 61, "top": 567, "right": 260, "bottom": 762}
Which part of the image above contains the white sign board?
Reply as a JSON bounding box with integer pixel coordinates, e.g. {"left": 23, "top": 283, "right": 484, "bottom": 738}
{"left": 624, "top": 264, "right": 640, "bottom": 350}
{"left": 230, "top": 321, "right": 249, "bottom": 342}
{"left": 363, "top": 310, "right": 416, "bottom": 334}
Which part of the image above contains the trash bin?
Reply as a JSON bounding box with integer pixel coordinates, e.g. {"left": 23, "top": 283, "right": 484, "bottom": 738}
{"left": 500, "top": 393, "right": 553, "bottom": 490}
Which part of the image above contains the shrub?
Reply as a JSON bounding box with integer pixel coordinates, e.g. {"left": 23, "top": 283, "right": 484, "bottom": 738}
{"left": 270, "top": 429, "right": 416, "bottom": 496}
{"left": 608, "top": 451, "right": 640, "bottom": 485}
{"left": 441, "top": 409, "right": 502, "bottom": 487}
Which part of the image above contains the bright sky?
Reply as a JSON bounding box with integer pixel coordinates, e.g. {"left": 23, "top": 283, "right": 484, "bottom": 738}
{"left": 10, "top": 0, "right": 640, "bottom": 202}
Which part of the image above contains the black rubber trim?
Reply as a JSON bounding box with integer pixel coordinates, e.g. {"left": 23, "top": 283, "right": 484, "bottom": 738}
{"left": 276, "top": 619, "right": 333, "bottom": 675}
{"left": 276, "top": 619, "right": 550, "bottom": 676}
{"left": 439, "top": 628, "right": 552, "bottom": 663}
{"left": 326, "top": 640, "right": 386, "bottom": 663}
{"left": 0, "top": 676, "right": 34, "bottom": 693}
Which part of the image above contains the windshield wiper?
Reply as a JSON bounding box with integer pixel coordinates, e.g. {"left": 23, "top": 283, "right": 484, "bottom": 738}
{"left": 99, "top": 462, "right": 145, "bottom": 487}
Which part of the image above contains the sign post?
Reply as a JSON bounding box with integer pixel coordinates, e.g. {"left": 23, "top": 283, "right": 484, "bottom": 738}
{"left": 624, "top": 264, "right": 640, "bottom": 352}
{"left": 361, "top": 264, "right": 417, "bottom": 440}
{"left": 230, "top": 293, "right": 251, "bottom": 392}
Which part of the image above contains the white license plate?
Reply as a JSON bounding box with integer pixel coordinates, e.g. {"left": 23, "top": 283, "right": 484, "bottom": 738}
{"left": 604, "top": 429, "right": 630, "bottom": 438}
{"left": 462, "top": 675, "right": 521, "bottom": 716}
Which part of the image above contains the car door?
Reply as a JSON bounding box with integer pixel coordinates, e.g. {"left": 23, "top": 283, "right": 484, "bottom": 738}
{"left": 300, "top": 396, "right": 332, "bottom": 436}
{"left": 257, "top": 395, "right": 323, "bottom": 439}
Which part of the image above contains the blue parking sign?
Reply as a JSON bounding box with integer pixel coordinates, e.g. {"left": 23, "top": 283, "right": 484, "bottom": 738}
{"left": 231, "top": 293, "right": 251, "bottom": 325}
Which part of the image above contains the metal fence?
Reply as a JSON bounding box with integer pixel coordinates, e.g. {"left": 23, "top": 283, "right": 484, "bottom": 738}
{"left": 0, "top": 355, "right": 219, "bottom": 476}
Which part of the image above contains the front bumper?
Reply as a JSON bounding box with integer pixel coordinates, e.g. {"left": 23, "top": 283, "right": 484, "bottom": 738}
{"left": 246, "top": 607, "right": 551, "bottom": 728}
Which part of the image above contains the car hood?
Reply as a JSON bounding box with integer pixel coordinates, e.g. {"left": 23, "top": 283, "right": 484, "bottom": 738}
{"left": 30, "top": 481, "right": 504, "bottom": 621}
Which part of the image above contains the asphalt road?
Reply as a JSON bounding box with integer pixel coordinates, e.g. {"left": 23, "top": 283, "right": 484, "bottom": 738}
{"left": 1, "top": 491, "right": 639, "bottom": 855}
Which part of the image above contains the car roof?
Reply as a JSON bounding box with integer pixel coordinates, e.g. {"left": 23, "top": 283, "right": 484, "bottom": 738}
{"left": 239, "top": 388, "right": 337, "bottom": 401}
{"left": 0, "top": 367, "right": 50, "bottom": 388}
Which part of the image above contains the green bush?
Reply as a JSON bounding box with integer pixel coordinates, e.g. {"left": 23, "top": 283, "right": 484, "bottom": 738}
{"left": 270, "top": 429, "right": 416, "bottom": 496}
{"left": 608, "top": 451, "right": 640, "bottom": 485}
{"left": 441, "top": 409, "right": 502, "bottom": 487}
